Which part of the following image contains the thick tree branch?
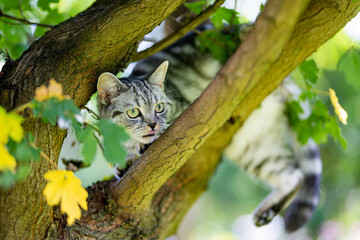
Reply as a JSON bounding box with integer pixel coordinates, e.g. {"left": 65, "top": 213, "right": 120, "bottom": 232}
{"left": 111, "top": 0, "right": 312, "bottom": 214}
{"left": 0, "top": 0, "right": 186, "bottom": 239}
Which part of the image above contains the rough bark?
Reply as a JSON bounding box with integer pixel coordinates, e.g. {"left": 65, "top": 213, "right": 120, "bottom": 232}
{"left": 0, "top": 0, "right": 185, "bottom": 239}
{"left": 0, "top": 0, "right": 359, "bottom": 239}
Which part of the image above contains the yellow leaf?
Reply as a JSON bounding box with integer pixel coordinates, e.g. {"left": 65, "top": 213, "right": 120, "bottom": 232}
{"left": 0, "top": 144, "right": 16, "bottom": 172}
{"left": 0, "top": 106, "right": 23, "bottom": 144}
{"left": 329, "top": 88, "right": 348, "bottom": 125}
{"left": 43, "top": 170, "right": 88, "bottom": 225}
{"left": 35, "top": 79, "right": 68, "bottom": 102}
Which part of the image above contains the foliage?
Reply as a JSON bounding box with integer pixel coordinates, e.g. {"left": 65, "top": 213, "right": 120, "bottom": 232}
{"left": 185, "top": 1, "right": 247, "bottom": 63}
{"left": 286, "top": 59, "right": 348, "bottom": 149}
{"left": 43, "top": 170, "right": 88, "bottom": 225}
{"left": 0, "top": 0, "right": 95, "bottom": 59}
{"left": 0, "top": 79, "right": 128, "bottom": 225}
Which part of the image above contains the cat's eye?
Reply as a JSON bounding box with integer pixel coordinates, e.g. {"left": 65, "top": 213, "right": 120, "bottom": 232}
{"left": 154, "top": 103, "right": 164, "bottom": 113}
{"left": 126, "top": 108, "right": 140, "bottom": 118}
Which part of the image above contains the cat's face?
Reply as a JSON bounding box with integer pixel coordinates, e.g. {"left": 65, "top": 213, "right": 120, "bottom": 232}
{"left": 97, "top": 61, "right": 171, "bottom": 144}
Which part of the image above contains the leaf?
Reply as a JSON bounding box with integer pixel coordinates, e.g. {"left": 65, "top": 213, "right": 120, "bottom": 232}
{"left": 35, "top": 79, "right": 68, "bottom": 101}
{"left": 260, "top": 4, "right": 265, "bottom": 11}
{"left": 0, "top": 170, "right": 16, "bottom": 189}
{"left": 325, "top": 116, "right": 347, "bottom": 150}
{"left": 73, "top": 124, "right": 97, "bottom": 165}
{"left": 299, "top": 59, "right": 319, "bottom": 85}
{"left": 7, "top": 134, "right": 40, "bottom": 162}
{"left": 32, "top": 98, "right": 79, "bottom": 125}
{"left": 196, "top": 30, "right": 237, "bottom": 63}
{"left": 329, "top": 88, "right": 348, "bottom": 125}
{"left": 184, "top": 1, "right": 206, "bottom": 14}
{"left": 0, "top": 106, "right": 24, "bottom": 144}
{"left": 210, "top": 7, "right": 240, "bottom": 29}
{"left": 43, "top": 170, "right": 88, "bottom": 225}
{"left": 337, "top": 47, "right": 360, "bottom": 89}
{"left": 0, "top": 144, "right": 16, "bottom": 172}
{"left": 97, "top": 120, "right": 129, "bottom": 167}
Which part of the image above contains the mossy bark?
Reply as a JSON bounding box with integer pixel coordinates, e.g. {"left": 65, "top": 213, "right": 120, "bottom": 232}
{"left": 0, "top": 0, "right": 359, "bottom": 239}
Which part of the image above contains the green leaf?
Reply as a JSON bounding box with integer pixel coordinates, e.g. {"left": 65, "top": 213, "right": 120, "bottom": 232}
{"left": 7, "top": 134, "right": 40, "bottom": 162}
{"left": 325, "top": 116, "right": 348, "bottom": 150}
{"left": 337, "top": 47, "right": 360, "bottom": 89}
{"left": 299, "top": 59, "right": 319, "bottom": 85}
{"left": 15, "top": 166, "right": 31, "bottom": 181}
{"left": 196, "top": 30, "right": 238, "bottom": 63}
{"left": 73, "top": 124, "right": 97, "bottom": 165}
{"left": 0, "top": 170, "right": 16, "bottom": 189}
{"left": 210, "top": 7, "right": 240, "bottom": 29}
{"left": 0, "top": 0, "right": 21, "bottom": 11}
{"left": 260, "top": 4, "right": 265, "bottom": 11}
{"left": 184, "top": 1, "right": 206, "bottom": 14}
{"left": 97, "top": 120, "right": 129, "bottom": 167}
{"left": 32, "top": 98, "right": 80, "bottom": 125}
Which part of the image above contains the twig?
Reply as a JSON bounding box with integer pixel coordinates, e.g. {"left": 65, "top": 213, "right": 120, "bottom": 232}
{"left": 0, "top": 10, "right": 53, "bottom": 28}
{"left": 12, "top": 102, "right": 31, "bottom": 114}
{"left": 30, "top": 142, "right": 57, "bottom": 169}
{"left": 81, "top": 106, "right": 100, "bottom": 120}
{"left": 132, "top": 0, "right": 225, "bottom": 62}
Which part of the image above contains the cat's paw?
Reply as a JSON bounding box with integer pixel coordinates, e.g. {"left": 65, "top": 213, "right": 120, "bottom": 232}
{"left": 253, "top": 208, "right": 276, "bottom": 227}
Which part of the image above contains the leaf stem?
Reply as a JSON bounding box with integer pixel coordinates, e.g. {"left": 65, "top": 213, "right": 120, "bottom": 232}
{"left": 29, "top": 142, "right": 57, "bottom": 169}
{"left": 12, "top": 102, "right": 31, "bottom": 114}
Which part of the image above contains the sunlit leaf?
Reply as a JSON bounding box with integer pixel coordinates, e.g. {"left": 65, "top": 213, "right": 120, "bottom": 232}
{"left": 0, "top": 144, "right": 16, "bottom": 172}
{"left": 43, "top": 170, "right": 88, "bottom": 225}
{"left": 0, "top": 106, "right": 23, "bottom": 144}
{"left": 211, "top": 7, "right": 240, "bottom": 29}
{"left": 329, "top": 88, "right": 348, "bottom": 125}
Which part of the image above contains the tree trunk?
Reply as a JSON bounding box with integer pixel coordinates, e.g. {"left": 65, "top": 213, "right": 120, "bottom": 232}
{"left": 0, "top": 0, "right": 359, "bottom": 239}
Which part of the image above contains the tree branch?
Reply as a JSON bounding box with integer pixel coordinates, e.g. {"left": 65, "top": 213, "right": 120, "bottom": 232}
{"left": 111, "top": 0, "right": 312, "bottom": 214}
{"left": 0, "top": 10, "right": 53, "bottom": 28}
{"left": 132, "top": 0, "right": 225, "bottom": 62}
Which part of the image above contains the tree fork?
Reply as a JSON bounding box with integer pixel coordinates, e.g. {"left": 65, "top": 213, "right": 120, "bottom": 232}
{"left": 0, "top": 0, "right": 359, "bottom": 239}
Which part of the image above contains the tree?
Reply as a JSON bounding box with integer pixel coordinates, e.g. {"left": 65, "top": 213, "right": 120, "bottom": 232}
{"left": 0, "top": 0, "right": 359, "bottom": 239}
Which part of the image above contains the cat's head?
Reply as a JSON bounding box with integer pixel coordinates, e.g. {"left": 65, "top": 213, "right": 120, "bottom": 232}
{"left": 97, "top": 61, "right": 171, "bottom": 144}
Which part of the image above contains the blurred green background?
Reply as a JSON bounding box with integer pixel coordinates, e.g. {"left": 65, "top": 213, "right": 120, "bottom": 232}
{"left": 1, "top": 0, "right": 360, "bottom": 239}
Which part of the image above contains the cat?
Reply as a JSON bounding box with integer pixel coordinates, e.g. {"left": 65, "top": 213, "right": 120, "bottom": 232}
{"left": 96, "top": 27, "right": 322, "bottom": 232}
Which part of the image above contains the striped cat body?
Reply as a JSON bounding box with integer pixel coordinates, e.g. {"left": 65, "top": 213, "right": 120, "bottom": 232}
{"left": 97, "top": 28, "right": 322, "bottom": 232}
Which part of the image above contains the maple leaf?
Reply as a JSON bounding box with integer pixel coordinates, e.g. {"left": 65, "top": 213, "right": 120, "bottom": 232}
{"left": 43, "top": 170, "right": 88, "bottom": 225}
{"left": 329, "top": 88, "right": 348, "bottom": 125}
{"left": 0, "top": 144, "right": 16, "bottom": 172}
{"left": 35, "top": 79, "right": 69, "bottom": 102}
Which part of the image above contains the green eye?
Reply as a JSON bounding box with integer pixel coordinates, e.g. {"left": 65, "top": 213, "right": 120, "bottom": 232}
{"left": 155, "top": 103, "right": 164, "bottom": 113}
{"left": 126, "top": 108, "right": 140, "bottom": 118}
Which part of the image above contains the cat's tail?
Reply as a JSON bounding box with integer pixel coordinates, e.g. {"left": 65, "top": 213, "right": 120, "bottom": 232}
{"left": 284, "top": 139, "right": 322, "bottom": 232}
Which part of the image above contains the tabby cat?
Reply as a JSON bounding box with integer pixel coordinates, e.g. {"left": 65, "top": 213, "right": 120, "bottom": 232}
{"left": 97, "top": 27, "right": 322, "bottom": 232}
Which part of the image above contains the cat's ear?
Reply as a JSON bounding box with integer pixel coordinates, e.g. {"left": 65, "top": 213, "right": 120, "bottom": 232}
{"left": 149, "top": 61, "right": 168, "bottom": 90}
{"left": 97, "top": 72, "right": 126, "bottom": 104}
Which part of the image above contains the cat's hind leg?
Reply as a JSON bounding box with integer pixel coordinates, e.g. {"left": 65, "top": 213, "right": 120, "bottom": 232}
{"left": 253, "top": 167, "right": 304, "bottom": 227}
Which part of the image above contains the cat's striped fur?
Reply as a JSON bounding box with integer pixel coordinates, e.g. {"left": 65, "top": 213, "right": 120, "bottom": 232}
{"left": 97, "top": 27, "right": 322, "bottom": 232}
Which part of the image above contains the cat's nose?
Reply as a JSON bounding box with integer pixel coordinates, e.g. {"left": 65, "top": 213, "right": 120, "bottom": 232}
{"left": 148, "top": 123, "right": 157, "bottom": 130}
